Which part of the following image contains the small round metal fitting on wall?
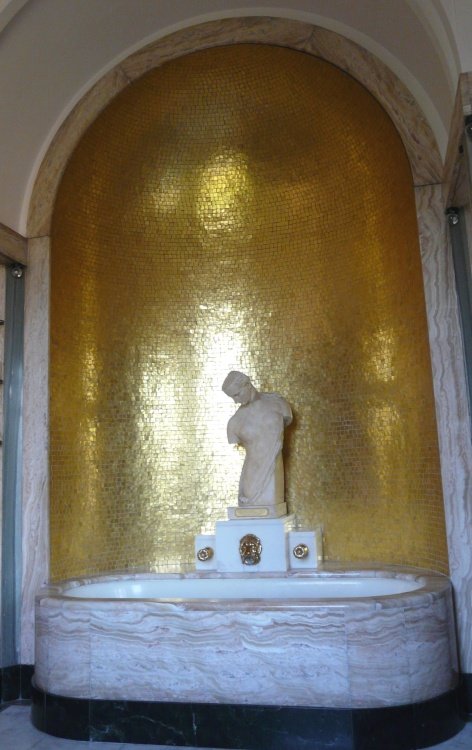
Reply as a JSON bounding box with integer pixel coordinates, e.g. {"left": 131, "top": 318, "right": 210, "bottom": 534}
{"left": 196, "top": 546, "right": 214, "bottom": 562}
{"left": 293, "top": 543, "right": 309, "bottom": 559}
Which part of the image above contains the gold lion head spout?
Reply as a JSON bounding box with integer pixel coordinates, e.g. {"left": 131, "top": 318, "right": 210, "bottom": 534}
{"left": 239, "top": 533, "right": 262, "bottom": 566}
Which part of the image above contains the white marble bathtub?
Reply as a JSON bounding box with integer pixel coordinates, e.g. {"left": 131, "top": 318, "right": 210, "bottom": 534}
{"left": 35, "top": 567, "right": 459, "bottom": 708}
{"left": 62, "top": 575, "right": 423, "bottom": 599}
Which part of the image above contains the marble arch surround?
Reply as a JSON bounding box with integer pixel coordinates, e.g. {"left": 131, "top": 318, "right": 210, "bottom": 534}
{"left": 21, "top": 17, "right": 472, "bottom": 684}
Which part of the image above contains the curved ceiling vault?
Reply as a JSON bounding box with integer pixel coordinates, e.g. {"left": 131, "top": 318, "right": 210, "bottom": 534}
{"left": 0, "top": 0, "right": 466, "bottom": 235}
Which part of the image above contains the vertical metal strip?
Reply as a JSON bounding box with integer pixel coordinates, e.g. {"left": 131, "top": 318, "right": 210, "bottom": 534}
{"left": 446, "top": 208, "right": 472, "bottom": 418}
{"left": 1, "top": 265, "right": 24, "bottom": 667}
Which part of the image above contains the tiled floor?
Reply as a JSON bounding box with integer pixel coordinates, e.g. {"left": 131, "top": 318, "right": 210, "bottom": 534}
{"left": 0, "top": 704, "right": 470, "bottom": 749}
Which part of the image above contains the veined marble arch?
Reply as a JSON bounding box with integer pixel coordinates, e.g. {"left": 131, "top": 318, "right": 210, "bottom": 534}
{"left": 21, "top": 15, "right": 472, "bottom": 696}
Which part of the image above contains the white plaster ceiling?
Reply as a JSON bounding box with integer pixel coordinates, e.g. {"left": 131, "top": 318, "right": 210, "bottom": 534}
{"left": 0, "top": 0, "right": 468, "bottom": 235}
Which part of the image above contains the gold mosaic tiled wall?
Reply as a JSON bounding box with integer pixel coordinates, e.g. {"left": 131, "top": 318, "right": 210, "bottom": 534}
{"left": 50, "top": 45, "right": 448, "bottom": 579}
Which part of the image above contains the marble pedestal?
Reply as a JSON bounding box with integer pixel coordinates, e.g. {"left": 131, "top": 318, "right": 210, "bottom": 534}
{"left": 195, "top": 515, "right": 322, "bottom": 572}
{"left": 227, "top": 502, "right": 287, "bottom": 519}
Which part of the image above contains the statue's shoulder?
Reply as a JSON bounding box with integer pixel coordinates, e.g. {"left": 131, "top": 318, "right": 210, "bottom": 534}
{"left": 261, "top": 392, "right": 291, "bottom": 413}
{"left": 261, "top": 391, "right": 286, "bottom": 401}
{"left": 260, "top": 392, "right": 292, "bottom": 423}
{"left": 261, "top": 391, "right": 283, "bottom": 402}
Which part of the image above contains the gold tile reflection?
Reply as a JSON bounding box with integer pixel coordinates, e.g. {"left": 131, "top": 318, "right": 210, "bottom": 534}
{"left": 50, "top": 44, "right": 448, "bottom": 579}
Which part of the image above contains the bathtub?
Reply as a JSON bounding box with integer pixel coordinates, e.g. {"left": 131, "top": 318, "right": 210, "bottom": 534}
{"left": 61, "top": 574, "right": 426, "bottom": 599}
{"left": 35, "top": 567, "right": 458, "bottom": 708}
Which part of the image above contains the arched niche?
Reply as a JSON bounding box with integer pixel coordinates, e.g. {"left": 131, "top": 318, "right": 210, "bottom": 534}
{"left": 25, "top": 18, "right": 472, "bottom": 667}
{"left": 47, "top": 42, "right": 446, "bottom": 578}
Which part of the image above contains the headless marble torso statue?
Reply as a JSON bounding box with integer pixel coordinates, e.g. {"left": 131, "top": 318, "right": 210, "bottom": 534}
{"left": 194, "top": 373, "right": 321, "bottom": 571}
{"left": 222, "top": 371, "right": 292, "bottom": 507}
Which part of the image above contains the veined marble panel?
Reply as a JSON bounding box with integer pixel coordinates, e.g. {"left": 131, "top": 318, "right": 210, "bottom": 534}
{"left": 21, "top": 237, "right": 50, "bottom": 664}
{"left": 46, "top": 605, "right": 91, "bottom": 697}
{"left": 404, "top": 595, "right": 457, "bottom": 703}
{"left": 415, "top": 184, "right": 472, "bottom": 673}
{"left": 34, "top": 569, "right": 458, "bottom": 708}
{"left": 33, "top": 604, "right": 50, "bottom": 692}
{"left": 345, "top": 607, "right": 410, "bottom": 707}
{"left": 90, "top": 605, "right": 349, "bottom": 706}
{"left": 120, "top": 17, "right": 314, "bottom": 81}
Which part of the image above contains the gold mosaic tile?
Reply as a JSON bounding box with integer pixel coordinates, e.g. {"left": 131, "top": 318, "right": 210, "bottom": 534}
{"left": 50, "top": 45, "right": 448, "bottom": 579}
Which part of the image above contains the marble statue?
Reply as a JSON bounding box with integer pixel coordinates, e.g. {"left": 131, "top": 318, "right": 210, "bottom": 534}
{"left": 222, "top": 371, "right": 292, "bottom": 507}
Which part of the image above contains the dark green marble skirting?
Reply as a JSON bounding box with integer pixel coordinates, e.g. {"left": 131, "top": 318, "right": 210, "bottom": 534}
{"left": 0, "top": 664, "right": 34, "bottom": 705}
{"left": 31, "top": 680, "right": 465, "bottom": 750}
{"left": 463, "top": 673, "right": 472, "bottom": 715}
